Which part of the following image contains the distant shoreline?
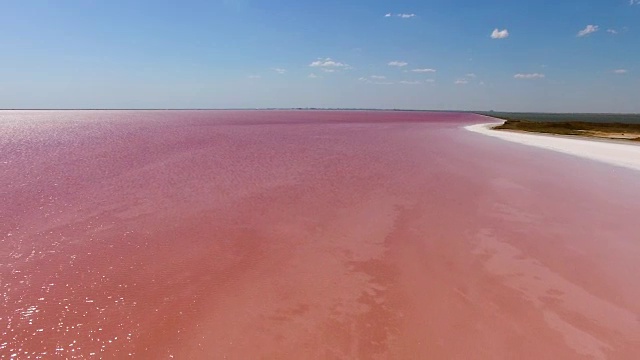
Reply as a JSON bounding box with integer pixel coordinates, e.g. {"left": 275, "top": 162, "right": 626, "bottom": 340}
{"left": 477, "top": 111, "right": 640, "bottom": 125}
{"left": 1, "top": 108, "right": 639, "bottom": 117}
{"left": 495, "top": 120, "right": 640, "bottom": 143}
{"left": 466, "top": 121, "right": 640, "bottom": 172}
{"left": 0, "top": 108, "right": 449, "bottom": 112}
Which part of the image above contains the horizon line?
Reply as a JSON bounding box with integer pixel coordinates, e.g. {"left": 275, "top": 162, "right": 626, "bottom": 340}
{"left": 1, "top": 108, "right": 639, "bottom": 115}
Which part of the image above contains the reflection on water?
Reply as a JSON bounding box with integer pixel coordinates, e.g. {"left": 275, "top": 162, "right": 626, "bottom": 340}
{"left": 3, "top": 236, "right": 140, "bottom": 358}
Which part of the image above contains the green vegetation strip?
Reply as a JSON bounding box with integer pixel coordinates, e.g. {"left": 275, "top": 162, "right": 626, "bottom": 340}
{"left": 493, "top": 120, "right": 640, "bottom": 141}
{"left": 476, "top": 112, "right": 640, "bottom": 124}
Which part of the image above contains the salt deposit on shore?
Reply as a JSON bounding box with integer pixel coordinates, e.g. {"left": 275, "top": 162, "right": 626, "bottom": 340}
{"left": 465, "top": 122, "right": 640, "bottom": 172}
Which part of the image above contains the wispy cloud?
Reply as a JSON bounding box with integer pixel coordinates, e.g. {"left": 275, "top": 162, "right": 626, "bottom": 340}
{"left": 388, "top": 61, "right": 408, "bottom": 67}
{"left": 273, "top": 68, "right": 286, "bottom": 74}
{"left": 400, "top": 80, "right": 421, "bottom": 85}
{"left": 309, "top": 58, "right": 351, "bottom": 69}
{"left": 631, "top": 0, "right": 640, "bottom": 5}
{"left": 514, "top": 73, "right": 545, "bottom": 79}
{"left": 613, "top": 69, "right": 628, "bottom": 74}
{"left": 577, "top": 25, "right": 599, "bottom": 37}
{"left": 607, "top": 29, "right": 618, "bottom": 34}
{"left": 359, "top": 76, "right": 393, "bottom": 85}
{"left": 454, "top": 79, "right": 468, "bottom": 85}
{"left": 491, "top": 28, "right": 509, "bottom": 39}
{"left": 466, "top": 73, "right": 477, "bottom": 78}
{"left": 411, "top": 68, "right": 436, "bottom": 73}
{"left": 308, "top": 73, "right": 319, "bottom": 78}
{"left": 385, "top": 13, "right": 416, "bottom": 18}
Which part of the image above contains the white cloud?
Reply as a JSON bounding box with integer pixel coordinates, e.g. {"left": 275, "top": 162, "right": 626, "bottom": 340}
{"left": 454, "top": 79, "right": 468, "bottom": 85}
{"left": 577, "top": 25, "right": 599, "bottom": 37}
{"left": 359, "top": 76, "right": 393, "bottom": 85}
{"left": 385, "top": 13, "right": 416, "bottom": 18}
{"left": 400, "top": 80, "right": 421, "bottom": 85}
{"left": 491, "top": 28, "right": 509, "bottom": 39}
{"left": 360, "top": 75, "right": 387, "bottom": 81}
{"left": 631, "top": 0, "right": 640, "bottom": 5}
{"left": 607, "top": 29, "right": 618, "bottom": 34}
{"left": 309, "top": 58, "right": 350, "bottom": 69}
{"left": 411, "top": 68, "right": 436, "bottom": 73}
{"left": 466, "top": 73, "right": 477, "bottom": 78}
{"left": 308, "top": 73, "right": 319, "bottom": 78}
{"left": 613, "top": 69, "right": 628, "bottom": 74}
{"left": 273, "top": 68, "right": 286, "bottom": 74}
{"left": 514, "top": 73, "right": 545, "bottom": 79}
{"left": 321, "top": 68, "right": 336, "bottom": 73}
{"left": 358, "top": 75, "right": 393, "bottom": 85}
{"left": 388, "top": 61, "right": 408, "bottom": 67}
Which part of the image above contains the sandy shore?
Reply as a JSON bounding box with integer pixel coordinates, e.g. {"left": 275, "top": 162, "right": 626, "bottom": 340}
{"left": 465, "top": 121, "right": 640, "bottom": 172}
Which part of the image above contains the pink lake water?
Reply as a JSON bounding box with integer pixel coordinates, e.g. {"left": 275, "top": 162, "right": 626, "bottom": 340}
{"left": 1, "top": 110, "right": 639, "bottom": 359}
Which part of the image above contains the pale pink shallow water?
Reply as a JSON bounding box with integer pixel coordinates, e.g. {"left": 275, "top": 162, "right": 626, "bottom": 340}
{"left": 1, "top": 110, "right": 639, "bottom": 359}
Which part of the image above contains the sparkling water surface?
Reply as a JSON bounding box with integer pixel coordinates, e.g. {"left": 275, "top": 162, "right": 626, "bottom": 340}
{"left": 2, "top": 110, "right": 639, "bottom": 359}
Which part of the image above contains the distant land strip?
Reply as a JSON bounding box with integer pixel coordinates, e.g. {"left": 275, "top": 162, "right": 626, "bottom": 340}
{"left": 480, "top": 112, "right": 640, "bottom": 142}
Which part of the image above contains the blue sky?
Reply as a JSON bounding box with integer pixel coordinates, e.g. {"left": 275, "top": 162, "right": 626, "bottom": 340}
{"left": 1, "top": 0, "right": 638, "bottom": 112}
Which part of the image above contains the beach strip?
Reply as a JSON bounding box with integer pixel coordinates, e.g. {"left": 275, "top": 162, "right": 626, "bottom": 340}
{"left": 465, "top": 122, "right": 640, "bottom": 172}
